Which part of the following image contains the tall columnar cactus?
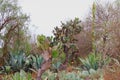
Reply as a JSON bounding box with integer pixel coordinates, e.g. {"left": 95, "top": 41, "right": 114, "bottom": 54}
{"left": 53, "top": 18, "right": 82, "bottom": 65}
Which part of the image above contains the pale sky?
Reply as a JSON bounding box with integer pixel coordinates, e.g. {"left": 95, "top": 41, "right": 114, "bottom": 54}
{"left": 19, "top": 0, "right": 115, "bottom": 36}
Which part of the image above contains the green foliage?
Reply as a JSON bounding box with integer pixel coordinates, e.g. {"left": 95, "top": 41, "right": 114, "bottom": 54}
{"left": 52, "top": 62, "right": 62, "bottom": 71}
{"left": 12, "top": 70, "right": 32, "bottom": 80}
{"left": 42, "top": 70, "right": 57, "bottom": 80}
{"left": 2, "top": 52, "right": 45, "bottom": 73}
{"left": 29, "top": 54, "right": 44, "bottom": 70}
{"left": 79, "top": 52, "right": 111, "bottom": 73}
{"left": 2, "top": 70, "right": 33, "bottom": 80}
{"left": 37, "top": 35, "right": 50, "bottom": 51}
{"left": 42, "top": 69, "right": 103, "bottom": 80}
{"left": 0, "top": 0, "right": 30, "bottom": 63}
{"left": 5, "top": 51, "right": 29, "bottom": 72}
{"left": 79, "top": 53, "right": 99, "bottom": 71}
{"left": 53, "top": 18, "right": 82, "bottom": 65}
{"left": 51, "top": 43, "right": 66, "bottom": 71}
{"left": 0, "top": 66, "right": 11, "bottom": 74}
{"left": 52, "top": 49, "right": 59, "bottom": 58}
{"left": 63, "top": 72, "right": 81, "bottom": 80}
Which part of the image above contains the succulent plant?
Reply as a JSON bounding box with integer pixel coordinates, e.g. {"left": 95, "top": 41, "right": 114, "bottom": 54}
{"left": 2, "top": 70, "right": 33, "bottom": 80}
{"left": 79, "top": 53, "right": 99, "bottom": 72}
{"left": 52, "top": 18, "right": 82, "bottom": 65}
{"left": 29, "top": 54, "right": 44, "bottom": 71}
{"left": 5, "top": 51, "right": 28, "bottom": 72}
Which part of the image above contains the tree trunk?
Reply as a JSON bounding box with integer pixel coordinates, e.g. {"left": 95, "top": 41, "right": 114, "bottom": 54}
{"left": 36, "top": 50, "right": 51, "bottom": 80}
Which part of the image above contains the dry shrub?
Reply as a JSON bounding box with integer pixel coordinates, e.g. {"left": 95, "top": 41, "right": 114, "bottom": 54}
{"left": 104, "top": 64, "right": 120, "bottom": 80}
{"left": 77, "top": 1, "right": 120, "bottom": 59}
{"left": 75, "top": 30, "right": 92, "bottom": 58}
{"left": 103, "top": 58, "right": 120, "bottom": 80}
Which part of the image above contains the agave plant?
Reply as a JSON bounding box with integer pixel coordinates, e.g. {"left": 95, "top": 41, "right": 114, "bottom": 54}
{"left": 79, "top": 52, "right": 111, "bottom": 73}
{"left": 5, "top": 51, "right": 29, "bottom": 72}
{"left": 79, "top": 53, "right": 100, "bottom": 74}
{"left": 29, "top": 54, "right": 44, "bottom": 71}
{"left": 79, "top": 53, "right": 99, "bottom": 72}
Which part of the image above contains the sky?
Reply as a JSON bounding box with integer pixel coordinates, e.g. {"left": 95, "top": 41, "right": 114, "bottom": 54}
{"left": 19, "top": 0, "right": 115, "bottom": 36}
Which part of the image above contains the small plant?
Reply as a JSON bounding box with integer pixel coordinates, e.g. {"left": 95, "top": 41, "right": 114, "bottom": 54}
{"left": 12, "top": 70, "right": 33, "bottom": 80}
{"left": 37, "top": 35, "right": 50, "bottom": 51}
{"left": 42, "top": 70, "right": 82, "bottom": 80}
{"left": 30, "top": 54, "right": 44, "bottom": 71}
{"left": 79, "top": 53, "right": 99, "bottom": 72}
{"left": 2, "top": 70, "right": 33, "bottom": 80}
{"left": 0, "top": 66, "right": 11, "bottom": 74}
{"left": 51, "top": 43, "right": 66, "bottom": 72}
{"left": 79, "top": 52, "right": 110, "bottom": 73}
{"left": 42, "top": 70, "right": 57, "bottom": 80}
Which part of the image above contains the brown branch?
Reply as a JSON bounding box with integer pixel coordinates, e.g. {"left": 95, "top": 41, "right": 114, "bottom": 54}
{"left": 0, "top": 17, "right": 16, "bottom": 32}
{"left": 2, "top": 23, "right": 19, "bottom": 58}
{"left": 36, "top": 50, "right": 52, "bottom": 80}
{"left": 5, "top": 23, "right": 19, "bottom": 39}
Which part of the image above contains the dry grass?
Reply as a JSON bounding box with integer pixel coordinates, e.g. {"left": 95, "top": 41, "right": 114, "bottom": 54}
{"left": 104, "top": 63, "right": 120, "bottom": 80}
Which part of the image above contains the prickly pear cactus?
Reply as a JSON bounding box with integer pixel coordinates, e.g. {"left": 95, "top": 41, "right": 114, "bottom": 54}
{"left": 53, "top": 18, "right": 82, "bottom": 65}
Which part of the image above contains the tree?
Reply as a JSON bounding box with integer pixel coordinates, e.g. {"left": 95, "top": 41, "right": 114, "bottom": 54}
{"left": 0, "top": 0, "right": 29, "bottom": 63}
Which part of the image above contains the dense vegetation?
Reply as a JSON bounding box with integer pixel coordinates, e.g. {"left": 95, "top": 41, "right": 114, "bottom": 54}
{"left": 0, "top": 0, "right": 120, "bottom": 80}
